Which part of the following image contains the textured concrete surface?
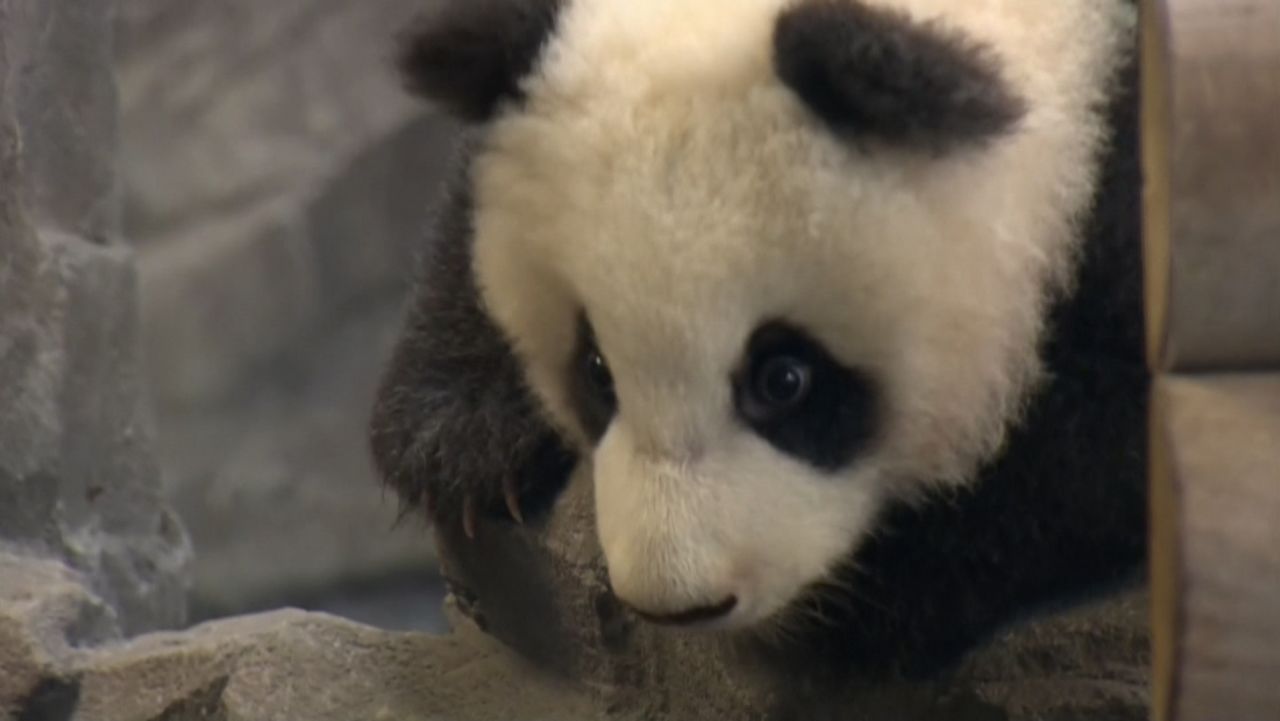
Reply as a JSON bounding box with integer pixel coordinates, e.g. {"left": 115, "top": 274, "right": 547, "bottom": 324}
{"left": 0, "top": 557, "right": 120, "bottom": 721}
{"left": 0, "top": 555, "right": 602, "bottom": 721}
{"left": 155, "top": 299, "right": 436, "bottom": 618}
{"left": 0, "top": 233, "right": 191, "bottom": 635}
{"left": 0, "top": 542, "right": 1148, "bottom": 721}
{"left": 118, "top": 0, "right": 459, "bottom": 403}
{"left": 115, "top": 0, "right": 460, "bottom": 611}
{"left": 4, "top": 0, "right": 120, "bottom": 242}
{"left": 1, "top": 0, "right": 191, "bottom": 636}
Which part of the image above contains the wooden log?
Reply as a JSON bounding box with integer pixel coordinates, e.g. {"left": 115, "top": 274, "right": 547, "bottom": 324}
{"left": 1144, "top": 0, "right": 1280, "bottom": 718}
{"left": 1141, "top": 0, "right": 1280, "bottom": 372}
{"left": 1151, "top": 377, "right": 1280, "bottom": 720}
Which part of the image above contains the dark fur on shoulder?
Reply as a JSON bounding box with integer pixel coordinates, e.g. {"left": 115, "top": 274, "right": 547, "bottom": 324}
{"left": 774, "top": 0, "right": 1026, "bottom": 153}
{"left": 397, "top": 0, "right": 563, "bottom": 123}
{"left": 369, "top": 143, "right": 575, "bottom": 527}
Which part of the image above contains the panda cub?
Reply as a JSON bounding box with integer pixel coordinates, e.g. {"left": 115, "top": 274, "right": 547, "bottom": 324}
{"left": 372, "top": 0, "right": 1146, "bottom": 673}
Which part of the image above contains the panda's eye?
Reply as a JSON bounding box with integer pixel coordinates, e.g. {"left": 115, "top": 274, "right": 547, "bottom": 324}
{"left": 585, "top": 348, "right": 614, "bottom": 396}
{"left": 752, "top": 355, "right": 812, "bottom": 410}
{"left": 733, "top": 321, "right": 879, "bottom": 471}
{"left": 569, "top": 316, "right": 618, "bottom": 443}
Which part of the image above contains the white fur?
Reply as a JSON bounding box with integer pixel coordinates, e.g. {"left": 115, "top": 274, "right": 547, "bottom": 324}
{"left": 470, "top": 0, "right": 1135, "bottom": 626}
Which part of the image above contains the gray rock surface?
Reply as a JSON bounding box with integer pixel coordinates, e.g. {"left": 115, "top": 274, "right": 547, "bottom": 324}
{"left": 0, "top": 557, "right": 119, "bottom": 720}
{"left": 160, "top": 300, "right": 439, "bottom": 618}
{"left": 0, "top": 555, "right": 599, "bottom": 721}
{"left": 1, "top": 0, "right": 190, "bottom": 636}
{"left": 0, "top": 521, "right": 1148, "bottom": 721}
{"left": 4, "top": 0, "right": 120, "bottom": 241}
{"left": 115, "top": 0, "right": 460, "bottom": 611}
{"left": 117, "top": 0, "right": 457, "bottom": 404}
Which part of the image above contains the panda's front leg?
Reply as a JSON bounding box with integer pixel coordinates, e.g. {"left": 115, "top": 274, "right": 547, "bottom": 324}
{"left": 369, "top": 283, "right": 577, "bottom": 537}
{"left": 369, "top": 182, "right": 578, "bottom": 537}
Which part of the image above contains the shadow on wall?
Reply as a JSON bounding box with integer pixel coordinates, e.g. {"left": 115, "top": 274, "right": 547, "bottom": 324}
{"left": 115, "top": 0, "right": 461, "bottom": 631}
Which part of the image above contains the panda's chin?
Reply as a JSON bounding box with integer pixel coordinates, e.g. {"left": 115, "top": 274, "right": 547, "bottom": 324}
{"left": 609, "top": 559, "right": 828, "bottom": 633}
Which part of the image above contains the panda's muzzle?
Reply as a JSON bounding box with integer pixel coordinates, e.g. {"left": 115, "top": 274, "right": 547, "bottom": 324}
{"left": 621, "top": 595, "right": 738, "bottom": 627}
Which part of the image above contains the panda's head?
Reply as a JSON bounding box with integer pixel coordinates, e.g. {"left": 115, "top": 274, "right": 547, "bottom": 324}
{"left": 402, "top": 0, "right": 1122, "bottom": 629}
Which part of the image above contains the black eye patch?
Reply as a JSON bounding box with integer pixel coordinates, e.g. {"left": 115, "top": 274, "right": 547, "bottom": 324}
{"left": 567, "top": 315, "right": 618, "bottom": 443}
{"left": 733, "top": 322, "right": 879, "bottom": 471}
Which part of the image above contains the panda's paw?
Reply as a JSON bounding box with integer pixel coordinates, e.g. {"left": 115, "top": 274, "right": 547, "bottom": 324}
{"left": 414, "top": 433, "right": 578, "bottom": 540}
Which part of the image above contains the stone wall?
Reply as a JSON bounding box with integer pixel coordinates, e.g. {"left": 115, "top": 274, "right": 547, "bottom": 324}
{"left": 0, "top": 0, "right": 190, "bottom": 638}
{"left": 114, "top": 0, "right": 460, "bottom": 614}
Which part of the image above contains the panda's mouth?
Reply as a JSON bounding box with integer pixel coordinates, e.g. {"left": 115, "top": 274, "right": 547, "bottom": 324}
{"left": 622, "top": 595, "right": 739, "bottom": 627}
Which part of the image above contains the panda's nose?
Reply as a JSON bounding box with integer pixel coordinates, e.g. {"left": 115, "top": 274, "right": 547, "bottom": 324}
{"left": 618, "top": 595, "right": 739, "bottom": 627}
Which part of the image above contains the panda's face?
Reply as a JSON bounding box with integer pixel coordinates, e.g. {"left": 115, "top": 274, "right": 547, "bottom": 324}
{"left": 473, "top": 97, "right": 1021, "bottom": 626}
{"left": 577, "top": 315, "right": 886, "bottom": 627}
{"left": 456, "top": 0, "right": 1126, "bottom": 627}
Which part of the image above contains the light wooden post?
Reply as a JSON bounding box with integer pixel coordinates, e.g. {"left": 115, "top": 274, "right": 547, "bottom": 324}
{"left": 1143, "top": 0, "right": 1280, "bottom": 718}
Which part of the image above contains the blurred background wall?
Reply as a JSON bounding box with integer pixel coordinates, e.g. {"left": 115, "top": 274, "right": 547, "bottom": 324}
{"left": 114, "top": 0, "right": 459, "bottom": 628}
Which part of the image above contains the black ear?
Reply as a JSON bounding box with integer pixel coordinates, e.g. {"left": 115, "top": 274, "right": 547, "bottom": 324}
{"left": 774, "top": 0, "right": 1026, "bottom": 153}
{"left": 397, "top": 0, "right": 563, "bottom": 123}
